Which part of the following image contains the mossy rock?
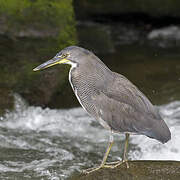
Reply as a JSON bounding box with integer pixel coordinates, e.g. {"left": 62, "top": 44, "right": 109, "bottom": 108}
{"left": 69, "top": 161, "right": 180, "bottom": 180}
{"left": 0, "top": 0, "right": 78, "bottom": 113}
{"left": 0, "top": 86, "right": 14, "bottom": 116}
{"left": 0, "top": 35, "right": 78, "bottom": 109}
{"left": 0, "top": 0, "right": 77, "bottom": 44}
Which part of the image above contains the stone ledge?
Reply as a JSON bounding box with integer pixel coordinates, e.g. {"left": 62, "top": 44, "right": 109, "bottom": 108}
{"left": 69, "top": 161, "right": 180, "bottom": 180}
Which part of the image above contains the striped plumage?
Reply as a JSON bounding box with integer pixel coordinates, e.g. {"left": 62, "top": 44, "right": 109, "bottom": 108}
{"left": 67, "top": 46, "right": 171, "bottom": 143}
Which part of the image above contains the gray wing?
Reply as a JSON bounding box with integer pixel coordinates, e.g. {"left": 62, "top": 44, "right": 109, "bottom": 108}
{"left": 92, "top": 72, "right": 171, "bottom": 143}
{"left": 93, "top": 90, "right": 155, "bottom": 134}
{"left": 107, "top": 72, "right": 159, "bottom": 117}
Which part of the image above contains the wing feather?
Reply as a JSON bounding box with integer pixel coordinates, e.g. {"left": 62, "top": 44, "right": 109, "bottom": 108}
{"left": 92, "top": 72, "right": 170, "bottom": 142}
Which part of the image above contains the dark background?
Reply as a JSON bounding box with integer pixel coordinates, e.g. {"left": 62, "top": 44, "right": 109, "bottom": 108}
{"left": 1, "top": 0, "right": 180, "bottom": 114}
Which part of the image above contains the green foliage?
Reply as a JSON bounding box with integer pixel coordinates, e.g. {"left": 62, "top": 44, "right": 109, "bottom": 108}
{"left": 58, "top": 23, "right": 77, "bottom": 49}
{"left": 0, "top": 0, "right": 77, "bottom": 112}
{"left": 0, "top": 0, "right": 77, "bottom": 47}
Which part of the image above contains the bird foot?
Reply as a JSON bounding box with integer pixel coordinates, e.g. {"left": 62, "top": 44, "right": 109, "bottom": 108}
{"left": 82, "top": 165, "right": 104, "bottom": 174}
{"left": 104, "top": 160, "right": 129, "bottom": 169}
{"left": 104, "top": 160, "right": 120, "bottom": 165}
{"left": 82, "top": 160, "right": 129, "bottom": 174}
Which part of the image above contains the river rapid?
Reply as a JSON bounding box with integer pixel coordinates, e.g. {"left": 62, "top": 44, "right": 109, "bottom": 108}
{"left": 0, "top": 94, "right": 179, "bottom": 179}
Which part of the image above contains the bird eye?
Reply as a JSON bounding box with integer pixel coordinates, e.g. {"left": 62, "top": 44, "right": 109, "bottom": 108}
{"left": 61, "top": 53, "right": 69, "bottom": 58}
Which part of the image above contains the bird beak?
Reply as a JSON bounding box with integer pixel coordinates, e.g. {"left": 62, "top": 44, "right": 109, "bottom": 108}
{"left": 33, "top": 56, "right": 70, "bottom": 71}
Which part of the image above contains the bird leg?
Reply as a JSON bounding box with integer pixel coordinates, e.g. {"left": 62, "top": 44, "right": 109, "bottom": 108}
{"left": 83, "top": 133, "right": 130, "bottom": 174}
{"left": 122, "top": 133, "right": 130, "bottom": 168}
{"left": 83, "top": 133, "right": 114, "bottom": 174}
{"left": 104, "top": 133, "right": 130, "bottom": 168}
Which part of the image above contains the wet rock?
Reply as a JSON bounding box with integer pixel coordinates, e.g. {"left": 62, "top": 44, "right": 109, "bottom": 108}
{"left": 0, "top": 0, "right": 77, "bottom": 42}
{"left": 77, "top": 22, "right": 115, "bottom": 54}
{"left": 69, "top": 161, "right": 180, "bottom": 180}
{"left": 0, "top": 86, "right": 14, "bottom": 116}
{"left": 0, "top": 35, "right": 78, "bottom": 110}
{"left": 75, "top": 1, "right": 180, "bottom": 51}
{"left": 77, "top": 22, "right": 145, "bottom": 54}
{"left": 74, "top": 0, "right": 180, "bottom": 20}
{"left": 0, "top": 0, "right": 77, "bottom": 114}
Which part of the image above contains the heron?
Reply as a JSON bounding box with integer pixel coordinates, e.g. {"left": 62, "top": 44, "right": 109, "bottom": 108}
{"left": 33, "top": 46, "right": 171, "bottom": 174}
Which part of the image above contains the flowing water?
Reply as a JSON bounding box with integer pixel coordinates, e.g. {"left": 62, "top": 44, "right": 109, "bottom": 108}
{"left": 0, "top": 94, "right": 179, "bottom": 179}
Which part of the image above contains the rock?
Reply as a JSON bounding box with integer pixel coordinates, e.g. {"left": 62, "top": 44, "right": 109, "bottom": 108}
{"left": 0, "top": 35, "right": 78, "bottom": 109}
{"left": 0, "top": 0, "right": 77, "bottom": 41}
{"left": 0, "top": 86, "right": 14, "bottom": 116}
{"left": 69, "top": 161, "right": 180, "bottom": 180}
{"left": 74, "top": 1, "right": 180, "bottom": 51}
{"left": 74, "top": 0, "right": 180, "bottom": 20}
{"left": 0, "top": 0, "right": 77, "bottom": 114}
{"left": 77, "top": 22, "right": 115, "bottom": 54}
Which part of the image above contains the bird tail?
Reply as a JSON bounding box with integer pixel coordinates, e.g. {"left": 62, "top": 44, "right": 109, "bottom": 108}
{"left": 145, "top": 119, "right": 171, "bottom": 144}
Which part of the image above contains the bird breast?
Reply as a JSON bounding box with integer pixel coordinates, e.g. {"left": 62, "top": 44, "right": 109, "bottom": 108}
{"left": 68, "top": 65, "right": 98, "bottom": 118}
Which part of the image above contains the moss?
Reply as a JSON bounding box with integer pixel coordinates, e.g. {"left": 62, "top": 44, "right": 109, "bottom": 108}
{"left": 58, "top": 23, "right": 77, "bottom": 50}
{"left": 0, "top": 0, "right": 77, "bottom": 113}
{"left": 0, "top": 0, "right": 77, "bottom": 46}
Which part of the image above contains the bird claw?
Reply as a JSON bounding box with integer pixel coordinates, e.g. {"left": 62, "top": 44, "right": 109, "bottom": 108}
{"left": 104, "top": 160, "right": 129, "bottom": 168}
{"left": 104, "top": 160, "right": 120, "bottom": 165}
{"left": 82, "top": 160, "right": 129, "bottom": 174}
{"left": 82, "top": 165, "right": 103, "bottom": 174}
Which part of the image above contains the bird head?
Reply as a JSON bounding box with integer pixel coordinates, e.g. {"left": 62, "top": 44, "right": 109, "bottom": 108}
{"left": 33, "top": 46, "right": 91, "bottom": 71}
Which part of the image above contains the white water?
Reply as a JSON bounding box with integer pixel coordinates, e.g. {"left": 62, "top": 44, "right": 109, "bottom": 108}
{"left": 148, "top": 26, "right": 180, "bottom": 40}
{"left": 0, "top": 94, "right": 179, "bottom": 179}
{"left": 130, "top": 102, "right": 180, "bottom": 160}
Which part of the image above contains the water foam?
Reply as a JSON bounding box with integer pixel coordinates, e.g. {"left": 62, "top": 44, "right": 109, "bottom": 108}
{"left": 129, "top": 102, "right": 180, "bottom": 161}
{"left": 2, "top": 94, "right": 180, "bottom": 161}
{"left": 148, "top": 26, "right": 180, "bottom": 40}
{"left": 0, "top": 94, "right": 180, "bottom": 179}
